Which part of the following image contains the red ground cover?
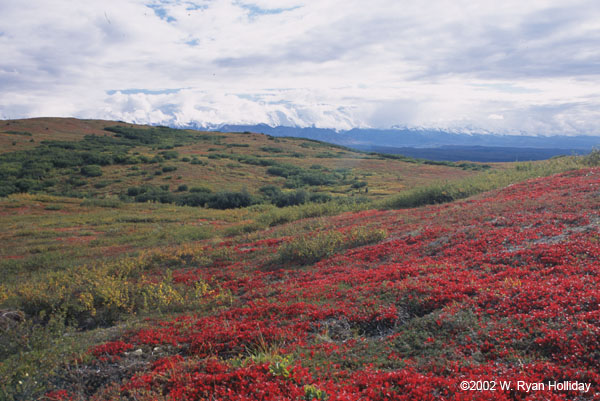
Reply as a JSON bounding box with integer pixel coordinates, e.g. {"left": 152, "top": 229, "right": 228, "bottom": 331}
{"left": 71, "top": 168, "right": 600, "bottom": 399}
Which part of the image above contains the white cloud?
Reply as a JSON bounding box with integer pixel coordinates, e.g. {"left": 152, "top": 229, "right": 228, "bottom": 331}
{"left": 1, "top": 0, "right": 600, "bottom": 135}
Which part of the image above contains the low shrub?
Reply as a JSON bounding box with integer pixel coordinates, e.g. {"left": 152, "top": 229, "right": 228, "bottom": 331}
{"left": 177, "top": 192, "right": 210, "bottom": 207}
{"left": 66, "top": 177, "right": 86, "bottom": 187}
{"left": 272, "top": 190, "right": 308, "bottom": 207}
{"left": 276, "top": 226, "right": 387, "bottom": 265}
{"left": 2, "top": 250, "right": 219, "bottom": 330}
{"left": 207, "top": 191, "right": 256, "bottom": 209}
{"left": 189, "top": 186, "right": 212, "bottom": 193}
{"left": 80, "top": 165, "right": 103, "bottom": 177}
{"left": 259, "top": 185, "right": 282, "bottom": 199}
{"left": 258, "top": 199, "right": 368, "bottom": 227}
{"left": 159, "top": 150, "right": 178, "bottom": 160}
{"left": 309, "top": 193, "right": 332, "bottom": 203}
{"left": 260, "top": 146, "right": 284, "bottom": 153}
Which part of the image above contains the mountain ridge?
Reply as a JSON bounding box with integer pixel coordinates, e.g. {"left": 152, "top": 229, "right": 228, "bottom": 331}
{"left": 183, "top": 123, "right": 600, "bottom": 150}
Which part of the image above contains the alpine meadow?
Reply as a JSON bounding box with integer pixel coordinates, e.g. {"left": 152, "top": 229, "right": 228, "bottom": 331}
{"left": 3, "top": 1, "right": 600, "bottom": 400}
{"left": 1, "top": 118, "right": 600, "bottom": 400}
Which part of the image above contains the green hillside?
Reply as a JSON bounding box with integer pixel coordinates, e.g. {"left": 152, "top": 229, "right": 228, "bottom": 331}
{"left": 0, "top": 118, "right": 486, "bottom": 203}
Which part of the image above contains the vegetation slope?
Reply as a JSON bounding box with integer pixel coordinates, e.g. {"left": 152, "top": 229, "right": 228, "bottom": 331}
{"left": 1, "top": 118, "right": 598, "bottom": 400}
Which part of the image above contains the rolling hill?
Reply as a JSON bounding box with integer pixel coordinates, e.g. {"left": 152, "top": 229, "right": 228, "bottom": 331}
{"left": 0, "top": 118, "right": 485, "bottom": 202}
{"left": 1, "top": 118, "right": 599, "bottom": 400}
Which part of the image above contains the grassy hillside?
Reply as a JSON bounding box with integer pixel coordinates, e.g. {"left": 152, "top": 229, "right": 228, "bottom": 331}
{"left": 0, "top": 117, "right": 488, "bottom": 277}
{"left": 0, "top": 118, "right": 485, "bottom": 202}
{"left": 1, "top": 118, "right": 599, "bottom": 400}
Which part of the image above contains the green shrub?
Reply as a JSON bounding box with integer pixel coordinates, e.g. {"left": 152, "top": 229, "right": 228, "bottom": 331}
{"left": 177, "top": 192, "right": 210, "bottom": 207}
{"left": 260, "top": 146, "right": 284, "bottom": 153}
{"left": 0, "top": 184, "right": 17, "bottom": 197}
{"left": 384, "top": 185, "right": 456, "bottom": 208}
{"left": 258, "top": 198, "right": 369, "bottom": 227}
{"left": 207, "top": 190, "right": 256, "bottom": 209}
{"left": 298, "top": 171, "right": 337, "bottom": 186}
{"left": 309, "top": 192, "right": 332, "bottom": 203}
{"left": 190, "top": 186, "right": 212, "bottom": 193}
{"left": 134, "top": 187, "right": 175, "bottom": 204}
{"left": 13, "top": 179, "right": 38, "bottom": 192}
{"left": 177, "top": 184, "right": 189, "bottom": 192}
{"left": 276, "top": 226, "right": 386, "bottom": 265}
{"left": 162, "top": 165, "right": 177, "bottom": 173}
{"left": 272, "top": 190, "right": 308, "bottom": 207}
{"left": 159, "top": 150, "right": 178, "bottom": 159}
{"left": 277, "top": 230, "right": 344, "bottom": 265}
{"left": 259, "top": 185, "right": 282, "bottom": 199}
{"left": 128, "top": 185, "right": 256, "bottom": 209}
{"left": 66, "top": 177, "right": 86, "bottom": 187}
{"left": 80, "top": 165, "right": 102, "bottom": 177}
{"left": 266, "top": 164, "right": 302, "bottom": 178}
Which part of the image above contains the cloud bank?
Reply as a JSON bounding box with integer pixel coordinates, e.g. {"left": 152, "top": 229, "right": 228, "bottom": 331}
{"left": 1, "top": 0, "right": 600, "bottom": 134}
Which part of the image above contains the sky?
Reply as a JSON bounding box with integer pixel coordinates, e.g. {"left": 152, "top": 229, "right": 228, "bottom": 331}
{"left": 1, "top": 0, "right": 600, "bottom": 135}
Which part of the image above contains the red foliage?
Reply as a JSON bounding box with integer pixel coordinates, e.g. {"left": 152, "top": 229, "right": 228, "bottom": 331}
{"left": 74, "top": 168, "right": 600, "bottom": 399}
{"left": 90, "top": 341, "right": 134, "bottom": 362}
{"left": 44, "top": 389, "right": 74, "bottom": 400}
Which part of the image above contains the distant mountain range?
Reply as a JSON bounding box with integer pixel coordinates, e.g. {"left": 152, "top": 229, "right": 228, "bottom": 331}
{"left": 181, "top": 124, "right": 600, "bottom": 162}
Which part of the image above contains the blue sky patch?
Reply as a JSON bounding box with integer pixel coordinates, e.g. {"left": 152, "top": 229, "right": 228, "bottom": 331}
{"left": 185, "top": 2, "right": 208, "bottom": 11}
{"left": 147, "top": 4, "right": 177, "bottom": 22}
